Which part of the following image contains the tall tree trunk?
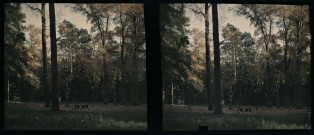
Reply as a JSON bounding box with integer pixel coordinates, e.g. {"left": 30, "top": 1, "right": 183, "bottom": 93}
{"left": 212, "top": 3, "right": 223, "bottom": 114}
{"left": 90, "top": 5, "right": 109, "bottom": 104}
{"left": 284, "top": 42, "right": 290, "bottom": 108}
{"left": 7, "top": 78, "right": 10, "bottom": 102}
{"left": 65, "top": 82, "right": 69, "bottom": 107}
{"left": 205, "top": 3, "right": 213, "bottom": 110}
{"left": 119, "top": 11, "right": 127, "bottom": 105}
{"left": 66, "top": 42, "right": 73, "bottom": 107}
{"left": 102, "top": 15, "right": 110, "bottom": 104}
{"left": 131, "top": 55, "right": 139, "bottom": 105}
{"left": 49, "top": 3, "right": 59, "bottom": 111}
{"left": 103, "top": 77, "right": 108, "bottom": 104}
{"left": 252, "top": 7, "right": 273, "bottom": 108}
{"left": 131, "top": 16, "right": 139, "bottom": 105}
{"left": 114, "top": 82, "right": 116, "bottom": 105}
{"left": 282, "top": 17, "right": 291, "bottom": 108}
{"left": 102, "top": 41, "right": 108, "bottom": 105}
{"left": 295, "top": 51, "right": 302, "bottom": 109}
{"left": 266, "top": 60, "right": 272, "bottom": 108}
{"left": 163, "top": 78, "right": 168, "bottom": 104}
{"left": 171, "top": 78, "right": 174, "bottom": 105}
{"left": 193, "top": 87, "right": 196, "bottom": 105}
{"left": 295, "top": 54, "right": 302, "bottom": 109}
{"left": 229, "top": 41, "right": 237, "bottom": 110}
{"left": 294, "top": 20, "right": 302, "bottom": 109}
{"left": 41, "top": 3, "right": 50, "bottom": 107}
{"left": 229, "top": 86, "right": 233, "bottom": 110}
{"left": 266, "top": 19, "right": 274, "bottom": 108}
{"left": 120, "top": 73, "right": 126, "bottom": 105}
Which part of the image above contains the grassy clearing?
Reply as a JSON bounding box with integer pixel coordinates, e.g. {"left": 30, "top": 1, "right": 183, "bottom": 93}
{"left": 163, "top": 111, "right": 311, "bottom": 130}
{"left": 5, "top": 106, "right": 147, "bottom": 130}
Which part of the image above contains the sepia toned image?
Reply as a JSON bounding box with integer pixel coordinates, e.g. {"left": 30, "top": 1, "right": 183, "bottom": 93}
{"left": 160, "top": 3, "right": 311, "bottom": 130}
{"left": 4, "top": 3, "right": 147, "bottom": 130}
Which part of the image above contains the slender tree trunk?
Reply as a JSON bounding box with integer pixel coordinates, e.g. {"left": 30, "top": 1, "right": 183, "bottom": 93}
{"left": 171, "top": 79, "right": 174, "bottom": 105}
{"left": 90, "top": 6, "right": 109, "bottom": 104}
{"left": 65, "top": 82, "right": 69, "bottom": 107}
{"left": 103, "top": 77, "right": 108, "bottom": 104}
{"left": 229, "top": 41, "right": 237, "bottom": 110}
{"left": 75, "top": 88, "right": 77, "bottom": 109}
{"left": 131, "top": 16, "right": 139, "bottom": 105}
{"left": 255, "top": 85, "right": 258, "bottom": 111}
{"left": 212, "top": 3, "right": 223, "bottom": 114}
{"left": 103, "top": 16, "right": 110, "bottom": 104}
{"left": 131, "top": 64, "right": 139, "bottom": 105}
{"left": 266, "top": 19, "right": 273, "bottom": 108}
{"left": 253, "top": 8, "right": 273, "bottom": 108}
{"left": 119, "top": 12, "right": 127, "bottom": 105}
{"left": 266, "top": 59, "right": 272, "bottom": 108}
{"left": 293, "top": 20, "right": 302, "bottom": 109}
{"left": 193, "top": 87, "right": 196, "bottom": 105}
{"left": 65, "top": 42, "right": 73, "bottom": 107}
{"left": 205, "top": 3, "right": 213, "bottom": 110}
{"left": 120, "top": 69, "right": 126, "bottom": 105}
{"left": 295, "top": 50, "right": 302, "bottom": 109}
{"left": 114, "top": 83, "right": 116, "bottom": 105}
{"left": 229, "top": 86, "right": 233, "bottom": 110}
{"left": 91, "top": 86, "right": 94, "bottom": 108}
{"left": 23, "top": 80, "right": 27, "bottom": 107}
{"left": 276, "top": 86, "right": 280, "bottom": 108}
{"left": 163, "top": 79, "right": 168, "bottom": 104}
{"left": 162, "top": 79, "right": 165, "bottom": 104}
{"left": 49, "top": 3, "right": 60, "bottom": 111}
{"left": 283, "top": 18, "right": 291, "bottom": 108}
{"left": 266, "top": 62, "right": 271, "bottom": 107}
{"left": 284, "top": 46, "right": 290, "bottom": 108}
{"left": 120, "top": 73, "right": 126, "bottom": 105}
{"left": 6, "top": 77, "right": 10, "bottom": 102}
{"left": 41, "top": 3, "right": 50, "bottom": 107}
{"left": 102, "top": 47, "right": 108, "bottom": 104}
{"left": 70, "top": 45, "right": 73, "bottom": 77}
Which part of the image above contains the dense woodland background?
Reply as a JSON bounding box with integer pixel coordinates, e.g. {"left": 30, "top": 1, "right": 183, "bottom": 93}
{"left": 160, "top": 4, "right": 311, "bottom": 111}
{"left": 4, "top": 3, "right": 312, "bottom": 111}
{"left": 4, "top": 3, "right": 147, "bottom": 109}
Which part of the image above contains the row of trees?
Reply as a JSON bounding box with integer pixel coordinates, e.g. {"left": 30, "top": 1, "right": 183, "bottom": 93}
{"left": 160, "top": 4, "right": 311, "bottom": 113}
{"left": 160, "top": 3, "right": 223, "bottom": 114}
{"left": 4, "top": 3, "right": 311, "bottom": 112}
{"left": 4, "top": 3, "right": 147, "bottom": 111}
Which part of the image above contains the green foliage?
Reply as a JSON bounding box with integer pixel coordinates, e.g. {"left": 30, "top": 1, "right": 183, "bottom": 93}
{"left": 160, "top": 4, "right": 195, "bottom": 104}
{"left": 4, "top": 3, "right": 27, "bottom": 79}
{"left": 5, "top": 3, "right": 42, "bottom": 102}
{"left": 163, "top": 111, "right": 311, "bottom": 130}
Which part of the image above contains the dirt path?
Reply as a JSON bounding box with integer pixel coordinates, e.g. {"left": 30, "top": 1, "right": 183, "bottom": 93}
{"left": 163, "top": 104, "right": 311, "bottom": 115}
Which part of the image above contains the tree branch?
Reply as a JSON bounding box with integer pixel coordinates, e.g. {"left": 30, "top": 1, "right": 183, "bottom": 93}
{"left": 27, "top": 4, "right": 41, "bottom": 13}
{"left": 190, "top": 8, "right": 205, "bottom": 17}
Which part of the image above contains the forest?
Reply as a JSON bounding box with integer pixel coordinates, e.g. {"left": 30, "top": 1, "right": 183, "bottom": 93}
{"left": 3, "top": 2, "right": 312, "bottom": 131}
{"left": 4, "top": 3, "right": 147, "bottom": 130}
{"left": 161, "top": 4, "right": 311, "bottom": 130}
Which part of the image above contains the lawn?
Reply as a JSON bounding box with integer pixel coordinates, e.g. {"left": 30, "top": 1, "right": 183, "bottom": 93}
{"left": 5, "top": 102, "right": 147, "bottom": 130}
{"left": 163, "top": 105, "right": 311, "bottom": 130}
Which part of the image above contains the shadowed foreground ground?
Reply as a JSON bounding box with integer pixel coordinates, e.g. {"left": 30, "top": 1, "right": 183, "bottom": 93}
{"left": 5, "top": 102, "right": 147, "bottom": 130}
{"left": 163, "top": 104, "right": 311, "bottom": 130}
